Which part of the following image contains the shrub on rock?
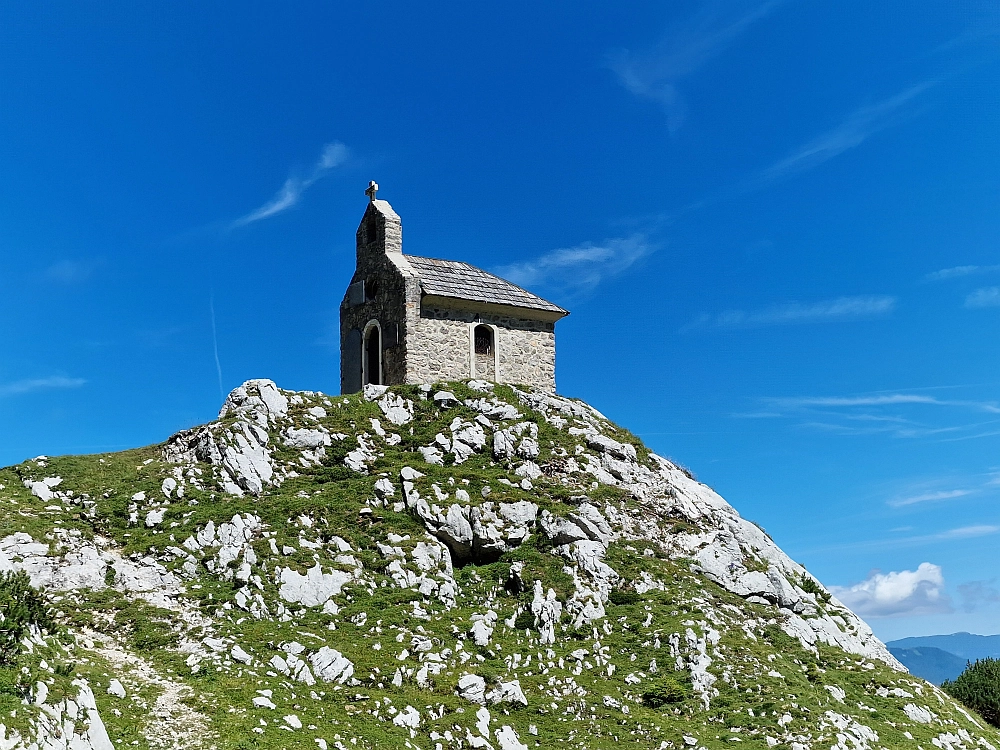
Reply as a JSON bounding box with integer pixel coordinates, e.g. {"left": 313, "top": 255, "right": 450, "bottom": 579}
{"left": 0, "top": 570, "right": 56, "bottom": 666}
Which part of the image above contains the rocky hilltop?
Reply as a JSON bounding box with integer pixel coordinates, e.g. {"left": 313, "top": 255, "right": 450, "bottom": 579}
{"left": 0, "top": 380, "right": 995, "bottom": 750}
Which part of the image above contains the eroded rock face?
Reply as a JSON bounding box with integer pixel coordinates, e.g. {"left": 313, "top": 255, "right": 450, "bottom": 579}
{"left": 164, "top": 380, "right": 285, "bottom": 496}
{"left": 220, "top": 379, "right": 289, "bottom": 424}
{"left": 410, "top": 492, "right": 541, "bottom": 565}
{"left": 46, "top": 380, "right": 908, "bottom": 676}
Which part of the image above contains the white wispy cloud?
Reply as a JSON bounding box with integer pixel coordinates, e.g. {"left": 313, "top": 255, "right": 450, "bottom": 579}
{"left": 0, "top": 376, "right": 86, "bottom": 398}
{"left": 965, "top": 287, "right": 1000, "bottom": 308}
{"left": 844, "top": 414, "right": 912, "bottom": 423}
{"left": 830, "top": 562, "right": 949, "bottom": 617}
{"left": 812, "top": 524, "right": 1000, "bottom": 555}
{"left": 888, "top": 488, "right": 974, "bottom": 508}
{"left": 771, "top": 393, "right": 1000, "bottom": 414}
{"left": 882, "top": 471, "right": 1000, "bottom": 510}
{"left": 745, "top": 389, "right": 1000, "bottom": 442}
{"left": 800, "top": 421, "right": 966, "bottom": 439}
{"left": 232, "top": 141, "right": 349, "bottom": 228}
{"left": 958, "top": 580, "right": 1000, "bottom": 612}
{"left": 775, "top": 394, "right": 934, "bottom": 408}
{"left": 924, "top": 264, "right": 1000, "bottom": 282}
{"left": 684, "top": 295, "right": 895, "bottom": 331}
{"left": 608, "top": 0, "right": 782, "bottom": 132}
{"left": 44, "top": 259, "right": 100, "bottom": 284}
{"left": 939, "top": 525, "right": 1000, "bottom": 539}
{"left": 760, "top": 82, "right": 935, "bottom": 183}
{"left": 494, "top": 234, "right": 655, "bottom": 298}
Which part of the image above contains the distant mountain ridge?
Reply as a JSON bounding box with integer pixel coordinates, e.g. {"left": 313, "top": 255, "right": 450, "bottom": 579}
{"left": 886, "top": 633, "right": 1000, "bottom": 685}
{"left": 888, "top": 646, "right": 969, "bottom": 685}
{"left": 887, "top": 633, "right": 1000, "bottom": 661}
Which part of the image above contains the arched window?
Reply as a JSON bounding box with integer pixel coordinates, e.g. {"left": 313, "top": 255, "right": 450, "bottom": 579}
{"left": 474, "top": 325, "right": 493, "bottom": 356}
{"left": 363, "top": 323, "right": 382, "bottom": 386}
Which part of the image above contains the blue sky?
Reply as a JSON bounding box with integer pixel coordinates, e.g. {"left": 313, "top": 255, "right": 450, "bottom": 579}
{"left": 2, "top": 1, "right": 999, "bottom": 640}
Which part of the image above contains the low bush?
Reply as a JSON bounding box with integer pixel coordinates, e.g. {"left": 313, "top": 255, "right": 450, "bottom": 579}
{"left": 642, "top": 675, "right": 690, "bottom": 707}
{"left": 797, "top": 574, "right": 831, "bottom": 603}
{"left": 0, "top": 570, "right": 56, "bottom": 666}
{"left": 513, "top": 609, "right": 536, "bottom": 631}
{"left": 609, "top": 589, "right": 642, "bottom": 606}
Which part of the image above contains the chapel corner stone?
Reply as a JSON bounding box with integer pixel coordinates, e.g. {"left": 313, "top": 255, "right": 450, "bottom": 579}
{"left": 340, "top": 183, "right": 568, "bottom": 395}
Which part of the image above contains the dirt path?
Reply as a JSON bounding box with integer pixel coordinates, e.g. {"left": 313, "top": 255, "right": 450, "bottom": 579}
{"left": 85, "top": 629, "right": 217, "bottom": 750}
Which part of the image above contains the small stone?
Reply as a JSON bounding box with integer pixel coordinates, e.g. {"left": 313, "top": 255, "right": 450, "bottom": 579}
{"left": 107, "top": 679, "right": 126, "bottom": 698}
{"left": 392, "top": 705, "right": 420, "bottom": 728}
{"left": 457, "top": 674, "right": 487, "bottom": 705}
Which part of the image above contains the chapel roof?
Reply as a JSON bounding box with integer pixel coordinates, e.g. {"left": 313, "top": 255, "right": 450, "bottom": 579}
{"left": 403, "top": 254, "right": 568, "bottom": 317}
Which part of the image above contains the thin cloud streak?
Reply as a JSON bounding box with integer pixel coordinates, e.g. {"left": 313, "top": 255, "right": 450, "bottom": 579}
{"left": 232, "top": 141, "right": 349, "bottom": 228}
{"left": 806, "top": 524, "right": 1000, "bottom": 555}
{"left": 44, "top": 259, "right": 100, "bottom": 285}
{"left": 795, "top": 421, "right": 963, "bottom": 439}
{"left": 941, "top": 524, "right": 1000, "bottom": 539}
{"left": 0, "top": 376, "right": 86, "bottom": 398}
{"left": 608, "top": 0, "right": 783, "bottom": 132}
{"left": 683, "top": 295, "right": 895, "bottom": 331}
{"left": 925, "top": 264, "right": 1000, "bottom": 282}
{"left": 958, "top": 580, "right": 1000, "bottom": 613}
{"left": 771, "top": 393, "right": 1000, "bottom": 414}
{"left": 494, "top": 233, "right": 655, "bottom": 299}
{"left": 759, "top": 82, "right": 936, "bottom": 184}
{"left": 774, "top": 394, "right": 936, "bottom": 407}
{"left": 743, "top": 388, "right": 1000, "bottom": 441}
{"left": 966, "top": 287, "right": 1000, "bottom": 308}
{"left": 888, "top": 489, "right": 974, "bottom": 508}
{"left": 210, "top": 295, "right": 224, "bottom": 403}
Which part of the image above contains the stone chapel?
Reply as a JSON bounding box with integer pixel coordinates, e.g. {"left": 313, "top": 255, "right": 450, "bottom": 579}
{"left": 340, "top": 182, "right": 568, "bottom": 394}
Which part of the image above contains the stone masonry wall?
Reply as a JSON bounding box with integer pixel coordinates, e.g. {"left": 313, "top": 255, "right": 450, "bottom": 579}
{"left": 496, "top": 320, "right": 556, "bottom": 391}
{"left": 406, "top": 307, "right": 556, "bottom": 392}
{"left": 340, "top": 200, "right": 422, "bottom": 392}
{"left": 340, "top": 256, "right": 408, "bottom": 386}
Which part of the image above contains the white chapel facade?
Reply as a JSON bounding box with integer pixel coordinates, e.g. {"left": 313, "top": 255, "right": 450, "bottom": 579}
{"left": 340, "top": 182, "right": 568, "bottom": 394}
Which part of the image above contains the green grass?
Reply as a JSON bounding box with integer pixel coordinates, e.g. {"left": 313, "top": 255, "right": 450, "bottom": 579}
{"left": 0, "top": 381, "right": 996, "bottom": 748}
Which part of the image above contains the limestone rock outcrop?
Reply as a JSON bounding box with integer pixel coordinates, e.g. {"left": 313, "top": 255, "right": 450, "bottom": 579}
{"left": 0, "top": 378, "right": 987, "bottom": 750}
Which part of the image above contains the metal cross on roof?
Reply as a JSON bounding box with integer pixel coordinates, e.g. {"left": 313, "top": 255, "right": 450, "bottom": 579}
{"left": 365, "top": 180, "right": 378, "bottom": 202}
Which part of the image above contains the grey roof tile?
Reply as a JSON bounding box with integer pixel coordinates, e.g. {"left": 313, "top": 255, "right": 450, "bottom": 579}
{"left": 404, "top": 255, "right": 567, "bottom": 315}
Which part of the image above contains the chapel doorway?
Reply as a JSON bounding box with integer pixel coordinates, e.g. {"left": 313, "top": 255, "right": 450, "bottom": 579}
{"left": 364, "top": 325, "right": 382, "bottom": 385}
{"left": 473, "top": 325, "right": 495, "bottom": 380}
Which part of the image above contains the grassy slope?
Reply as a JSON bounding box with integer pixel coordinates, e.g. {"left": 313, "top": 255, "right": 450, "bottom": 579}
{"left": 0, "top": 382, "right": 995, "bottom": 750}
